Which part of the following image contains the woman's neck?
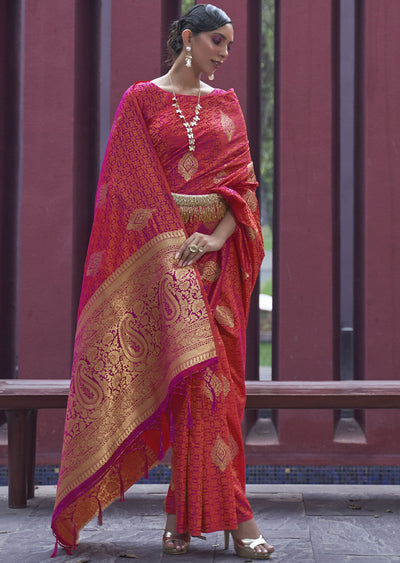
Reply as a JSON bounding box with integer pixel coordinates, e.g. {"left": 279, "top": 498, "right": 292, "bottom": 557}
{"left": 168, "top": 64, "right": 201, "bottom": 95}
{"left": 151, "top": 57, "right": 214, "bottom": 96}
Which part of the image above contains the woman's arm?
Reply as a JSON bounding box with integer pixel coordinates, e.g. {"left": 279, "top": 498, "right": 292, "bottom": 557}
{"left": 175, "top": 208, "right": 236, "bottom": 268}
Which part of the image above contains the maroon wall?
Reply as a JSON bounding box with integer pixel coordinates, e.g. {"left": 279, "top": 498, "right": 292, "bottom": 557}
{"left": 110, "top": 1, "right": 163, "bottom": 120}
{"left": 267, "top": 0, "right": 340, "bottom": 464}
{"left": 246, "top": 0, "right": 400, "bottom": 466}
{"left": 17, "top": 1, "right": 75, "bottom": 463}
{"left": 354, "top": 1, "right": 400, "bottom": 460}
{"left": 2, "top": 0, "right": 400, "bottom": 467}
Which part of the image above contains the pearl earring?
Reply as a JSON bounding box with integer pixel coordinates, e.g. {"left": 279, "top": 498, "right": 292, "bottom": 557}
{"left": 185, "top": 46, "right": 192, "bottom": 68}
{"left": 208, "top": 73, "right": 215, "bottom": 81}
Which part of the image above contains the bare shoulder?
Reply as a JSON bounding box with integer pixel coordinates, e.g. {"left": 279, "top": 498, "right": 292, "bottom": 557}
{"left": 151, "top": 76, "right": 167, "bottom": 86}
{"left": 151, "top": 75, "right": 173, "bottom": 93}
{"left": 199, "top": 81, "right": 215, "bottom": 94}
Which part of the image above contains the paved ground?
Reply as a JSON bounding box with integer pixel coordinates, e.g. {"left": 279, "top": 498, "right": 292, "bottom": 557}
{"left": 1, "top": 484, "right": 400, "bottom": 562}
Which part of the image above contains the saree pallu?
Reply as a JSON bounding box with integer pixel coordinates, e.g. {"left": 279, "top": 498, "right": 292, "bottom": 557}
{"left": 51, "top": 83, "right": 264, "bottom": 552}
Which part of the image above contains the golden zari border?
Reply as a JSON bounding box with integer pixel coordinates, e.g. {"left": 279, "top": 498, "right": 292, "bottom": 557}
{"left": 57, "top": 230, "right": 217, "bottom": 503}
{"left": 171, "top": 192, "right": 228, "bottom": 224}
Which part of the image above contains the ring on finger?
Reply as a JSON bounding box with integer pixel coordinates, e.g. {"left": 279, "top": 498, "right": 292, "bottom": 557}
{"left": 189, "top": 244, "right": 198, "bottom": 253}
{"left": 198, "top": 247, "right": 204, "bottom": 253}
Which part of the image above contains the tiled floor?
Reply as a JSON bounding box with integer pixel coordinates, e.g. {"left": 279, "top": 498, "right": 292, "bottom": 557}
{"left": 1, "top": 484, "right": 400, "bottom": 562}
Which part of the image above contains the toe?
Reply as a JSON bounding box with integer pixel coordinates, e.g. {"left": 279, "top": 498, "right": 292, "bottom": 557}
{"left": 257, "top": 543, "right": 275, "bottom": 554}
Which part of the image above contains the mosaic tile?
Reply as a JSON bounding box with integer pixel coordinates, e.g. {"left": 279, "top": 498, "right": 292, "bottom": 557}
{"left": 2, "top": 464, "right": 400, "bottom": 486}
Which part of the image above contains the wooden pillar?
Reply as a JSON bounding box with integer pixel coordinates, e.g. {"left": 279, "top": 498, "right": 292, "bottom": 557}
{"left": 110, "top": 0, "right": 163, "bottom": 120}
{"left": 18, "top": 0, "right": 76, "bottom": 463}
{"left": 354, "top": 0, "right": 400, "bottom": 455}
{"left": 273, "top": 0, "right": 339, "bottom": 461}
{"left": 161, "top": 0, "right": 182, "bottom": 75}
{"left": 0, "top": 0, "right": 22, "bottom": 383}
{"left": 72, "top": 1, "right": 103, "bottom": 325}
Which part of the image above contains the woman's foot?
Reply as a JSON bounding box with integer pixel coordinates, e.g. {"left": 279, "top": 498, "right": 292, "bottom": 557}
{"left": 163, "top": 513, "right": 190, "bottom": 555}
{"left": 229, "top": 518, "right": 274, "bottom": 558}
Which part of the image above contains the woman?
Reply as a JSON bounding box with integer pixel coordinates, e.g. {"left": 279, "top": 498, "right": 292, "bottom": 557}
{"left": 51, "top": 4, "right": 274, "bottom": 560}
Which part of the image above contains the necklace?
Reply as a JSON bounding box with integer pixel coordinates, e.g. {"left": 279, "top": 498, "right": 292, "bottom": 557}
{"left": 168, "top": 73, "right": 202, "bottom": 152}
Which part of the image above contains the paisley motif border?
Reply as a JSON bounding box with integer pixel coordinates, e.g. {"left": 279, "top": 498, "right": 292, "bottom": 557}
{"left": 58, "top": 229, "right": 217, "bottom": 503}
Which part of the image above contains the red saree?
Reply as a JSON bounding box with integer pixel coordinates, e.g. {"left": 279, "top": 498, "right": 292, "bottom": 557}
{"left": 51, "top": 81, "right": 264, "bottom": 552}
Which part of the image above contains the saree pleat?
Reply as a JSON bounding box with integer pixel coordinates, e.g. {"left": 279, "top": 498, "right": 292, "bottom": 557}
{"left": 162, "top": 210, "right": 254, "bottom": 535}
{"left": 51, "top": 82, "right": 264, "bottom": 552}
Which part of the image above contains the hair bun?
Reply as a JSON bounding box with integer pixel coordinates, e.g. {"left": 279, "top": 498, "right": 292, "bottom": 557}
{"left": 167, "top": 19, "right": 183, "bottom": 62}
{"left": 168, "top": 19, "right": 180, "bottom": 36}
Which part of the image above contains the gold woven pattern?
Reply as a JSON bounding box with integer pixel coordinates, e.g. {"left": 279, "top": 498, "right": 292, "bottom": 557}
{"left": 171, "top": 192, "right": 228, "bottom": 224}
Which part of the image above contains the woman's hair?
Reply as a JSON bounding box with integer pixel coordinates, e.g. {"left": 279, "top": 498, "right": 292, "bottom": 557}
{"left": 167, "top": 4, "right": 232, "bottom": 64}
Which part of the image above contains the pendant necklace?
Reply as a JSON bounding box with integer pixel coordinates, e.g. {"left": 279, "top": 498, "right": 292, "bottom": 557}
{"left": 168, "top": 73, "right": 202, "bottom": 153}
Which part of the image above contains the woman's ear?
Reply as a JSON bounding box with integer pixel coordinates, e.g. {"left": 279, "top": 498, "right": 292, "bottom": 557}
{"left": 181, "top": 28, "right": 192, "bottom": 47}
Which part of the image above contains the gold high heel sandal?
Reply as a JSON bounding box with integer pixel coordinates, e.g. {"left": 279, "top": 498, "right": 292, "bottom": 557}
{"left": 224, "top": 530, "right": 274, "bottom": 560}
{"left": 162, "top": 531, "right": 191, "bottom": 555}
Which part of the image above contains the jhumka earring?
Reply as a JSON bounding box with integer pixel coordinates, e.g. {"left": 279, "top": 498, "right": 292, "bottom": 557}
{"left": 185, "top": 46, "right": 192, "bottom": 68}
{"left": 208, "top": 73, "right": 215, "bottom": 81}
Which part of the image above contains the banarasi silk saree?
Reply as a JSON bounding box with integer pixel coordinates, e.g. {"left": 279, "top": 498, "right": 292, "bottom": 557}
{"left": 51, "top": 81, "right": 264, "bottom": 554}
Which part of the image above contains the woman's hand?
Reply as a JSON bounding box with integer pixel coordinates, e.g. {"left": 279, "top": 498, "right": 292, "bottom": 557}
{"left": 175, "top": 208, "right": 236, "bottom": 267}
{"left": 175, "top": 232, "right": 224, "bottom": 267}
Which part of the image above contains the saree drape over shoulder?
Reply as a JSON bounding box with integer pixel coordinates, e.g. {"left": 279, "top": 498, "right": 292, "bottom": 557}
{"left": 51, "top": 81, "right": 264, "bottom": 553}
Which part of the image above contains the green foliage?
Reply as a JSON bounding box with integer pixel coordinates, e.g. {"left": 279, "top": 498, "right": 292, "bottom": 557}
{"left": 260, "top": 278, "right": 272, "bottom": 296}
{"left": 262, "top": 223, "right": 273, "bottom": 251}
{"left": 260, "top": 0, "right": 275, "bottom": 230}
{"left": 181, "top": 0, "right": 195, "bottom": 15}
{"left": 260, "top": 342, "right": 272, "bottom": 366}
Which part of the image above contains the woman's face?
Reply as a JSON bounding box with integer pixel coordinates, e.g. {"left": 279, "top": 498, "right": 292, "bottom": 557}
{"left": 190, "top": 23, "right": 234, "bottom": 77}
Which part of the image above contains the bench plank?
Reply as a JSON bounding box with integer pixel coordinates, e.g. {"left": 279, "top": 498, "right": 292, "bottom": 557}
{"left": 0, "top": 380, "right": 69, "bottom": 409}
{"left": 3, "top": 379, "right": 400, "bottom": 410}
{"left": 245, "top": 380, "right": 400, "bottom": 409}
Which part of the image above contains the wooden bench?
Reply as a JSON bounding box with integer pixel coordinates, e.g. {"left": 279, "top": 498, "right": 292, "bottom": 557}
{"left": 2, "top": 378, "right": 400, "bottom": 509}
{"left": 0, "top": 379, "right": 69, "bottom": 508}
{"left": 245, "top": 380, "right": 400, "bottom": 409}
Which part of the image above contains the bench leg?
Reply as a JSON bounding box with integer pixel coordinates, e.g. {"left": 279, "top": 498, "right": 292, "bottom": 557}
{"left": 6, "top": 410, "right": 28, "bottom": 508}
{"left": 26, "top": 409, "right": 37, "bottom": 499}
